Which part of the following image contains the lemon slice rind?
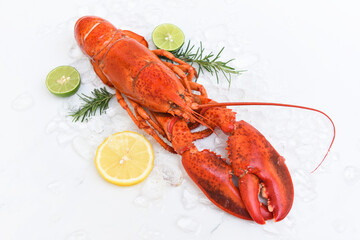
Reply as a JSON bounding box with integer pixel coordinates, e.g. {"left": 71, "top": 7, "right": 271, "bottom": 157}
{"left": 95, "top": 131, "right": 154, "bottom": 186}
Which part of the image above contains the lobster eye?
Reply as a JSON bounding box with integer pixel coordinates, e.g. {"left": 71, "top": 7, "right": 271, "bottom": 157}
{"left": 170, "top": 102, "right": 178, "bottom": 109}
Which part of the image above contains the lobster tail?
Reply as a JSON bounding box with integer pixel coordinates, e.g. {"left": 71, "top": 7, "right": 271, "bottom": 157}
{"left": 74, "top": 16, "right": 117, "bottom": 58}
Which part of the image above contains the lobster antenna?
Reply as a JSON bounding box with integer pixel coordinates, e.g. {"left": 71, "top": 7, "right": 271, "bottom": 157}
{"left": 197, "top": 102, "right": 336, "bottom": 173}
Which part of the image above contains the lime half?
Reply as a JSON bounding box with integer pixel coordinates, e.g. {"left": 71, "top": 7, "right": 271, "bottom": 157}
{"left": 152, "top": 23, "right": 185, "bottom": 51}
{"left": 46, "top": 66, "right": 81, "bottom": 97}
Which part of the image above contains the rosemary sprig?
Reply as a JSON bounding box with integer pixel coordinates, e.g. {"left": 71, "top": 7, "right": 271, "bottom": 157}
{"left": 70, "top": 87, "right": 115, "bottom": 122}
{"left": 171, "top": 41, "right": 246, "bottom": 85}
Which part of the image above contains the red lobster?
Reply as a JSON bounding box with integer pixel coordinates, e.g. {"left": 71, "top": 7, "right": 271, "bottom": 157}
{"left": 74, "top": 16, "right": 335, "bottom": 224}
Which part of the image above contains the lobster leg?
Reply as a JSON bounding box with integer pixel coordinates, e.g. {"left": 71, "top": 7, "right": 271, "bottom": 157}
{"left": 188, "top": 81, "right": 208, "bottom": 98}
{"left": 162, "top": 61, "right": 192, "bottom": 94}
{"left": 115, "top": 91, "right": 175, "bottom": 153}
{"left": 152, "top": 49, "right": 197, "bottom": 78}
{"left": 162, "top": 63, "right": 202, "bottom": 97}
{"left": 129, "top": 100, "right": 167, "bottom": 138}
{"left": 122, "top": 30, "right": 149, "bottom": 47}
{"left": 177, "top": 65, "right": 197, "bottom": 84}
{"left": 91, "top": 61, "right": 114, "bottom": 87}
{"left": 191, "top": 128, "right": 213, "bottom": 141}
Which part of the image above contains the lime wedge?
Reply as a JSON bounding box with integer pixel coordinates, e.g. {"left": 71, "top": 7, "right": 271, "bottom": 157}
{"left": 152, "top": 23, "right": 185, "bottom": 51}
{"left": 46, "top": 66, "right": 81, "bottom": 97}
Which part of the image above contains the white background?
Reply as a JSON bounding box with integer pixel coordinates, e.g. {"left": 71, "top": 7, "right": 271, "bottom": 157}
{"left": 1, "top": 0, "right": 359, "bottom": 239}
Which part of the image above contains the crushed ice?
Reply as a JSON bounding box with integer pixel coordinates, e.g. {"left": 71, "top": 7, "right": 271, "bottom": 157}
{"left": 262, "top": 216, "right": 296, "bottom": 236}
{"left": 332, "top": 218, "right": 347, "bottom": 233}
{"left": 67, "top": 230, "right": 89, "bottom": 240}
{"left": 138, "top": 226, "right": 163, "bottom": 240}
{"left": 343, "top": 166, "right": 360, "bottom": 185}
{"left": 11, "top": 92, "right": 34, "bottom": 111}
{"left": 157, "top": 163, "right": 183, "bottom": 186}
{"left": 176, "top": 216, "right": 200, "bottom": 233}
{"left": 134, "top": 169, "right": 166, "bottom": 207}
{"left": 182, "top": 187, "right": 199, "bottom": 209}
{"left": 47, "top": 180, "right": 64, "bottom": 195}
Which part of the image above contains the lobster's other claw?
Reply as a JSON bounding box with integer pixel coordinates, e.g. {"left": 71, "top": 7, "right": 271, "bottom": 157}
{"left": 181, "top": 149, "right": 272, "bottom": 222}
{"left": 228, "top": 120, "right": 294, "bottom": 223}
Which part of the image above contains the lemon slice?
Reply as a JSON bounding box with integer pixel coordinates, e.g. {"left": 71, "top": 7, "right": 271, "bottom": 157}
{"left": 152, "top": 23, "right": 185, "bottom": 51}
{"left": 46, "top": 66, "right": 81, "bottom": 97}
{"left": 95, "top": 131, "right": 154, "bottom": 186}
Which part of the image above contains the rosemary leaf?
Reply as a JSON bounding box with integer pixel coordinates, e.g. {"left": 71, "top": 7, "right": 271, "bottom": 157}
{"left": 70, "top": 87, "right": 115, "bottom": 122}
{"left": 171, "top": 40, "right": 246, "bottom": 86}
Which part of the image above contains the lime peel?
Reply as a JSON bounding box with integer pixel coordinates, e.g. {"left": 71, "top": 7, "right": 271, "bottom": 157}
{"left": 152, "top": 23, "right": 185, "bottom": 52}
{"left": 46, "top": 65, "right": 81, "bottom": 97}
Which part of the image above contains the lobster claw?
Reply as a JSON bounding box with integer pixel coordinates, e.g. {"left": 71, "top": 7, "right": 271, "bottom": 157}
{"left": 181, "top": 149, "right": 273, "bottom": 222}
{"left": 228, "top": 120, "right": 294, "bottom": 224}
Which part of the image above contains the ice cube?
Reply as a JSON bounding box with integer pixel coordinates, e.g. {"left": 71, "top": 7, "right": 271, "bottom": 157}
{"left": 158, "top": 164, "right": 183, "bottom": 186}
{"left": 67, "top": 230, "right": 89, "bottom": 240}
{"left": 176, "top": 216, "right": 200, "bottom": 233}
{"left": 343, "top": 166, "right": 360, "bottom": 185}
{"left": 11, "top": 93, "right": 34, "bottom": 111}
{"left": 72, "top": 136, "right": 94, "bottom": 161}
{"left": 182, "top": 187, "right": 199, "bottom": 209}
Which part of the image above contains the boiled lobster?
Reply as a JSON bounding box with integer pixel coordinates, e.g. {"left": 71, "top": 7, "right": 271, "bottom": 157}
{"left": 74, "top": 16, "right": 335, "bottom": 224}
